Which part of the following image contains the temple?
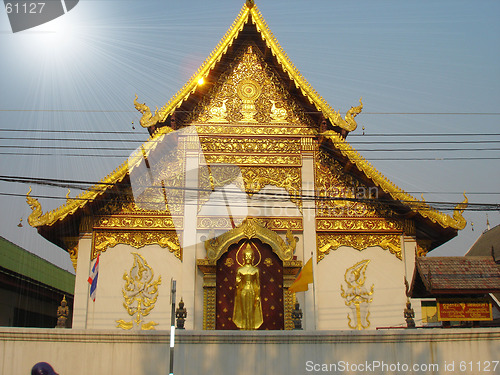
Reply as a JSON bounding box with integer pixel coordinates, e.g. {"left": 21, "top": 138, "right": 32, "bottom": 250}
{"left": 26, "top": 0, "right": 468, "bottom": 331}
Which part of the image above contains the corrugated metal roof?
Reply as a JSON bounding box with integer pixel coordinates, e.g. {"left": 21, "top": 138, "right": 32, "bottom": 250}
{"left": 0, "top": 236, "right": 74, "bottom": 295}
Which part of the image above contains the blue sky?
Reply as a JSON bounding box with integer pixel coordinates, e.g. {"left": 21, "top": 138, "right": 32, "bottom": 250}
{"left": 0, "top": 0, "right": 499, "bottom": 272}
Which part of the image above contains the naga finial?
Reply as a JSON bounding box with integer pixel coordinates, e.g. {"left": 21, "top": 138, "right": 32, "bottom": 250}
{"left": 26, "top": 187, "right": 43, "bottom": 227}
{"left": 134, "top": 94, "right": 162, "bottom": 128}
{"left": 450, "top": 192, "right": 468, "bottom": 230}
{"left": 345, "top": 97, "right": 363, "bottom": 129}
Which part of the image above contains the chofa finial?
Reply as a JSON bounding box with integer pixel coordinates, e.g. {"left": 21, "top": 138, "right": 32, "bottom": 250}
{"left": 246, "top": 0, "right": 254, "bottom": 9}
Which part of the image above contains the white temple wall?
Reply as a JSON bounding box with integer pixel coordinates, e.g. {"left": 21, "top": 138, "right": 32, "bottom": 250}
{"left": 74, "top": 241, "right": 183, "bottom": 330}
{"left": 316, "top": 246, "right": 406, "bottom": 330}
{"left": 2, "top": 328, "right": 499, "bottom": 375}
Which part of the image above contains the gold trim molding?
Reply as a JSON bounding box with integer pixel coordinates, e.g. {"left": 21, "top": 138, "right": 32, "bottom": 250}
{"left": 317, "top": 233, "right": 401, "bottom": 262}
{"left": 194, "top": 124, "right": 317, "bottom": 136}
{"left": 204, "top": 218, "right": 297, "bottom": 263}
{"left": 93, "top": 215, "right": 183, "bottom": 230}
{"left": 202, "top": 154, "right": 301, "bottom": 166}
{"left": 316, "top": 218, "right": 413, "bottom": 234}
{"left": 197, "top": 216, "right": 303, "bottom": 231}
{"left": 200, "top": 137, "right": 301, "bottom": 154}
{"left": 92, "top": 231, "right": 181, "bottom": 260}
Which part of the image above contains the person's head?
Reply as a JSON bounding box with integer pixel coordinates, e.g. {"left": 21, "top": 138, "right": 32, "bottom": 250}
{"left": 31, "top": 362, "right": 58, "bottom": 375}
{"left": 243, "top": 244, "right": 254, "bottom": 265}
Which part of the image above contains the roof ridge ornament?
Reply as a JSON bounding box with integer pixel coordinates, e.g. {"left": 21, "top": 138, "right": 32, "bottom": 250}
{"left": 246, "top": 0, "right": 255, "bottom": 9}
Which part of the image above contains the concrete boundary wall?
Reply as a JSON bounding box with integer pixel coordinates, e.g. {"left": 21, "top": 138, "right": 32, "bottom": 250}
{"left": 1, "top": 328, "right": 499, "bottom": 374}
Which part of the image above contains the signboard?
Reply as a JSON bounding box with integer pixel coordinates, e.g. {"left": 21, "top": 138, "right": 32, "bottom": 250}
{"left": 437, "top": 300, "right": 492, "bottom": 321}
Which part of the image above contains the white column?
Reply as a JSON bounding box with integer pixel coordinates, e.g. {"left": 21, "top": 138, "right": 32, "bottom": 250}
{"left": 72, "top": 234, "right": 92, "bottom": 329}
{"left": 180, "top": 134, "right": 200, "bottom": 330}
{"left": 301, "top": 152, "right": 317, "bottom": 330}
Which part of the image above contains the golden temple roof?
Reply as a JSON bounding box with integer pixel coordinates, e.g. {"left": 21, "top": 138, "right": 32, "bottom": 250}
{"left": 134, "top": 1, "right": 362, "bottom": 132}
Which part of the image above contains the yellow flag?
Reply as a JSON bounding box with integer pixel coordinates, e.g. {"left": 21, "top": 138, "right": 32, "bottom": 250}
{"left": 289, "top": 258, "right": 313, "bottom": 293}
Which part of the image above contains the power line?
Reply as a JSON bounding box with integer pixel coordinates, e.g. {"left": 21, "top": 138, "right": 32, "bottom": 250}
{"left": 2, "top": 136, "right": 500, "bottom": 145}
{"left": 0, "top": 151, "right": 499, "bottom": 160}
{"left": 2, "top": 175, "right": 499, "bottom": 213}
{"left": 1, "top": 128, "right": 500, "bottom": 136}
{"left": 2, "top": 144, "right": 499, "bottom": 152}
{"left": 1, "top": 109, "right": 500, "bottom": 115}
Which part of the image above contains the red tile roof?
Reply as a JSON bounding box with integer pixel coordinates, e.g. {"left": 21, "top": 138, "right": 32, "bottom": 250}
{"left": 410, "top": 256, "right": 500, "bottom": 297}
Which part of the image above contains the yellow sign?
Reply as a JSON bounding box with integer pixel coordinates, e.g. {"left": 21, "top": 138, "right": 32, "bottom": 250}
{"left": 437, "top": 300, "right": 492, "bottom": 321}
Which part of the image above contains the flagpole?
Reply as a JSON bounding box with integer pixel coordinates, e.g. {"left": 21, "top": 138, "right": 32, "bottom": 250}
{"left": 311, "top": 250, "right": 318, "bottom": 330}
{"left": 169, "top": 279, "right": 176, "bottom": 375}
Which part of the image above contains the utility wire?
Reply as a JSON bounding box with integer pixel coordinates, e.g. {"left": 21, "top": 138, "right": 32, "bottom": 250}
{"left": 2, "top": 136, "right": 500, "bottom": 144}
{"left": 0, "top": 151, "right": 499, "bottom": 160}
{"left": 2, "top": 175, "right": 499, "bottom": 213}
{"left": 1, "top": 109, "right": 500, "bottom": 115}
{"left": 2, "top": 144, "right": 499, "bottom": 152}
{"left": 1, "top": 128, "right": 500, "bottom": 137}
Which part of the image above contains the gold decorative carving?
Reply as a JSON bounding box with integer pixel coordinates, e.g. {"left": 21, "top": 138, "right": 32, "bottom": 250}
{"left": 128, "top": 143, "right": 186, "bottom": 216}
{"left": 200, "top": 137, "right": 301, "bottom": 154}
{"left": 194, "top": 124, "right": 317, "bottom": 136}
{"left": 207, "top": 99, "right": 229, "bottom": 122}
{"left": 416, "top": 240, "right": 432, "bottom": 257}
{"left": 93, "top": 215, "right": 182, "bottom": 230}
{"left": 242, "top": 167, "right": 302, "bottom": 203}
{"left": 321, "top": 131, "right": 468, "bottom": 230}
{"left": 116, "top": 252, "right": 162, "bottom": 330}
{"left": 269, "top": 100, "right": 287, "bottom": 122}
{"left": 204, "top": 285, "right": 217, "bottom": 330}
{"left": 237, "top": 77, "right": 262, "bottom": 122}
{"left": 203, "top": 154, "right": 301, "bottom": 166}
{"left": 188, "top": 42, "right": 315, "bottom": 128}
{"left": 197, "top": 216, "right": 303, "bottom": 231}
{"left": 340, "top": 259, "right": 374, "bottom": 330}
{"left": 204, "top": 218, "right": 297, "bottom": 262}
{"left": 315, "top": 151, "right": 390, "bottom": 218}
{"left": 197, "top": 260, "right": 217, "bottom": 330}
{"left": 92, "top": 231, "right": 181, "bottom": 260}
{"left": 316, "top": 218, "right": 404, "bottom": 232}
{"left": 283, "top": 289, "right": 295, "bottom": 330}
{"left": 62, "top": 237, "right": 79, "bottom": 272}
{"left": 300, "top": 137, "right": 316, "bottom": 152}
{"left": 198, "top": 165, "right": 302, "bottom": 211}
{"left": 317, "top": 233, "right": 401, "bottom": 262}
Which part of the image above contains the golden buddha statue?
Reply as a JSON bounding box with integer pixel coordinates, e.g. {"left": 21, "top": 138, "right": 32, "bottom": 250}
{"left": 233, "top": 243, "right": 263, "bottom": 330}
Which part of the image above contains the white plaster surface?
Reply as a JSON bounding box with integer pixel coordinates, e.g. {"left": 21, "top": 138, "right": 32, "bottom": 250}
{"left": 0, "top": 328, "right": 498, "bottom": 375}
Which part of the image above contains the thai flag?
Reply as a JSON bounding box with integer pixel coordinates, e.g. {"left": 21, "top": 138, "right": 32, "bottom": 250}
{"left": 88, "top": 254, "right": 100, "bottom": 302}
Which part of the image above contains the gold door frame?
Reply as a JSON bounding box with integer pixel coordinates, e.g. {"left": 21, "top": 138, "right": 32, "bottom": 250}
{"left": 197, "top": 218, "right": 301, "bottom": 330}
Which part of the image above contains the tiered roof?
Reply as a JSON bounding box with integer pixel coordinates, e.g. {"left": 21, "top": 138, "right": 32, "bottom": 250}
{"left": 26, "top": 0, "right": 467, "bottom": 251}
